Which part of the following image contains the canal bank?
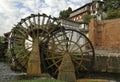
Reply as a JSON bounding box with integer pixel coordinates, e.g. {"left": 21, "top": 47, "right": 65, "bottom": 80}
{"left": 0, "top": 61, "right": 120, "bottom": 82}
{"left": 94, "top": 49, "right": 120, "bottom": 73}
{"left": 0, "top": 61, "right": 26, "bottom": 82}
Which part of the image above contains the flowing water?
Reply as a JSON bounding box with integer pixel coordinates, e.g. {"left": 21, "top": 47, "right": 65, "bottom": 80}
{"left": 0, "top": 61, "right": 120, "bottom": 82}
{"left": 0, "top": 61, "right": 26, "bottom": 82}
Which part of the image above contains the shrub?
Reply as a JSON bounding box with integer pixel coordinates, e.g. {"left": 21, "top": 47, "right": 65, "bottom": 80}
{"left": 105, "top": 10, "right": 120, "bottom": 19}
{"left": 82, "top": 15, "right": 96, "bottom": 23}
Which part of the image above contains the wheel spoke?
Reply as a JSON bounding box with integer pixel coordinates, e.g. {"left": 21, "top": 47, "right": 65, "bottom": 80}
{"left": 16, "top": 47, "right": 32, "bottom": 56}
{"left": 49, "top": 41, "right": 65, "bottom": 51}
{"left": 72, "top": 47, "right": 80, "bottom": 52}
{"left": 32, "top": 14, "right": 36, "bottom": 25}
{"left": 23, "top": 19, "right": 29, "bottom": 28}
{"left": 47, "top": 58, "right": 62, "bottom": 69}
{"left": 17, "top": 51, "right": 31, "bottom": 64}
{"left": 46, "top": 17, "right": 51, "bottom": 27}
{"left": 13, "top": 35, "right": 25, "bottom": 40}
{"left": 70, "top": 34, "right": 82, "bottom": 51}
{"left": 80, "top": 42, "right": 89, "bottom": 48}
{"left": 72, "top": 59, "right": 88, "bottom": 71}
{"left": 68, "top": 31, "right": 73, "bottom": 50}
{"left": 26, "top": 38, "right": 33, "bottom": 42}
{"left": 37, "top": 16, "right": 39, "bottom": 26}
{"left": 53, "top": 69, "right": 58, "bottom": 76}
{"left": 53, "top": 35, "right": 65, "bottom": 50}
{"left": 42, "top": 16, "right": 45, "bottom": 26}
{"left": 14, "top": 27, "right": 26, "bottom": 36}
{"left": 82, "top": 50, "right": 93, "bottom": 55}
{"left": 38, "top": 29, "right": 47, "bottom": 43}
{"left": 29, "top": 25, "right": 36, "bottom": 39}
{"left": 61, "top": 30, "right": 69, "bottom": 50}
{"left": 81, "top": 65, "right": 88, "bottom": 70}
{"left": 45, "top": 56, "right": 62, "bottom": 60}
{"left": 28, "top": 17, "right": 33, "bottom": 25}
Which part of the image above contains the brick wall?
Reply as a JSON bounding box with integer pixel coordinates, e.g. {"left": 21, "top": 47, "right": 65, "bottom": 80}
{"left": 89, "top": 18, "right": 120, "bottom": 49}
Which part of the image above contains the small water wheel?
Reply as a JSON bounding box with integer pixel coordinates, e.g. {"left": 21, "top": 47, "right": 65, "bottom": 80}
{"left": 10, "top": 13, "right": 59, "bottom": 71}
{"left": 42, "top": 28, "right": 95, "bottom": 79}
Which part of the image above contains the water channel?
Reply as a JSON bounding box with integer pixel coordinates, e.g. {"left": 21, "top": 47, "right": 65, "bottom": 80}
{"left": 0, "top": 61, "right": 120, "bottom": 82}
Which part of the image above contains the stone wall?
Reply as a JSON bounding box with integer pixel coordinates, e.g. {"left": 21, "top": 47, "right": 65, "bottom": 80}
{"left": 89, "top": 18, "right": 120, "bottom": 50}
{"left": 89, "top": 18, "right": 120, "bottom": 73}
{"left": 94, "top": 50, "right": 120, "bottom": 73}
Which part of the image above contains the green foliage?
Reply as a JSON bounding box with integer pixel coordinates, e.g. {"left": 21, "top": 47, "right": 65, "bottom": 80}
{"left": 59, "top": 7, "right": 72, "bottom": 19}
{"left": 105, "top": 10, "right": 120, "bottom": 19}
{"left": 104, "top": 0, "right": 120, "bottom": 11}
{"left": 0, "top": 36, "right": 4, "bottom": 45}
{"left": 5, "top": 49, "right": 12, "bottom": 58}
{"left": 0, "top": 36, "right": 5, "bottom": 58}
{"left": 82, "top": 15, "right": 96, "bottom": 23}
{"left": 104, "top": 0, "right": 120, "bottom": 19}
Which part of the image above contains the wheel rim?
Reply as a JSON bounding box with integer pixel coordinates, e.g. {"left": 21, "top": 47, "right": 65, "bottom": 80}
{"left": 43, "top": 28, "right": 95, "bottom": 79}
{"left": 10, "top": 13, "right": 59, "bottom": 71}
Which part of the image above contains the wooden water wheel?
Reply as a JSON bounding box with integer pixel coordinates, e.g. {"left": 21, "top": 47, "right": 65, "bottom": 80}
{"left": 10, "top": 13, "right": 59, "bottom": 71}
{"left": 42, "top": 28, "right": 95, "bottom": 79}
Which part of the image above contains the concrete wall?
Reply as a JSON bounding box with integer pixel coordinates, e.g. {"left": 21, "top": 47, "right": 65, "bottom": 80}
{"left": 89, "top": 18, "right": 120, "bottom": 50}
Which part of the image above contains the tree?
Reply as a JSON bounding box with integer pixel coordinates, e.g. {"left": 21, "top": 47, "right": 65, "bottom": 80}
{"left": 104, "top": 0, "right": 120, "bottom": 11}
{"left": 104, "top": 0, "right": 120, "bottom": 19}
{"left": 82, "top": 15, "right": 96, "bottom": 23}
{"left": 0, "top": 36, "right": 5, "bottom": 58}
{"left": 0, "top": 36, "right": 4, "bottom": 45}
{"left": 59, "top": 7, "right": 72, "bottom": 19}
{"left": 105, "top": 10, "right": 120, "bottom": 19}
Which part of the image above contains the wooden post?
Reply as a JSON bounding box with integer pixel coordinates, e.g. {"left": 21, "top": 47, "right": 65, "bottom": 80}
{"left": 27, "top": 38, "right": 41, "bottom": 76}
{"left": 57, "top": 52, "right": 76, "bottom": 82}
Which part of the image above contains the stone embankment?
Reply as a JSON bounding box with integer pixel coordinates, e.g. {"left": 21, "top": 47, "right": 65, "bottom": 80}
{"left": 94, "top": 49, "right": 120, "bottom": 73}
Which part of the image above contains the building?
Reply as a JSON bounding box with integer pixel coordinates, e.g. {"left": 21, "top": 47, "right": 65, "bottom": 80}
{"left": 59, "top": 19, "right": 89, "bottom": 33}
{"left": 69, "top": 0, "right": 104, "bottom": 21}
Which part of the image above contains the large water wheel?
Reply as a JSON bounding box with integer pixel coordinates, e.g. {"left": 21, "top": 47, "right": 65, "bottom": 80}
{"left": 42, "top": 28, "right": 95, "bottom": 79}
{"left": 10, "top": 13, "right": 59, "bottom": 71}
{"left": 10, "top": 13, "right": 95, "bottom": 81}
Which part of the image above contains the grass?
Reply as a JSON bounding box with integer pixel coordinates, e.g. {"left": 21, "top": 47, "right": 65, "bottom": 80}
{"left": 12, "top": 78, "right": 65, "bottom": 82}
{"left": 77, "top": 79, "right": 109, "bottom": 82}
{"left": 12, "top": 78, "right": 110, "bottom": 82}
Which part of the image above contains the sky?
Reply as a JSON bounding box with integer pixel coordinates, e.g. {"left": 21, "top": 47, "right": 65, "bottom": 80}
{"left": 0, "top": 0, "right": 92, "bottom": 36}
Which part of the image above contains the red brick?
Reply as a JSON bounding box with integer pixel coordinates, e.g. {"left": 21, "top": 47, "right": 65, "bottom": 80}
{"left": 89, "top": 18, "right": 120, "bottom": 50}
